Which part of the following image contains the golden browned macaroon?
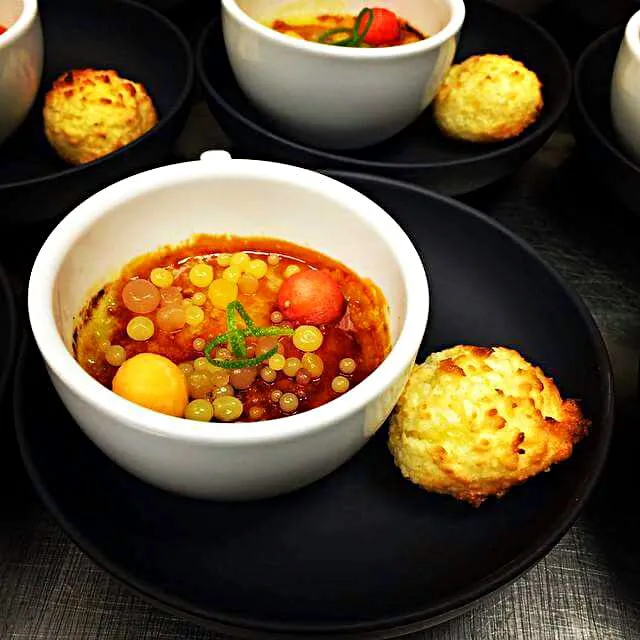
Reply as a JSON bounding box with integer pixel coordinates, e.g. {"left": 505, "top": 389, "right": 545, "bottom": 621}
{"left": 433, "top": 54, "right": 543, "bottom": 143}
{"left": 43, "top": 69, "right": 158, "bottom": 165}
{"left": 388, "top": 345, "right": 588, "bottom": 506}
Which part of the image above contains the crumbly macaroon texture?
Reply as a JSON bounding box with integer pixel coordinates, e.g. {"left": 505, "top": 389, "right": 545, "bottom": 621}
{"left": 433, "top": 54, "right": 543, "bottom": 143}
{"left": 43, "top": 68, "right": 158, "bottom": 165}
{"left": 388, "top": 345, "right": 588, "bottom": 506}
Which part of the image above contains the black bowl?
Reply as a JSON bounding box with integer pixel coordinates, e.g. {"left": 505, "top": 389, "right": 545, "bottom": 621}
{"left": 15, "top": 172, "right": 613, "bottom": 638}
{"left": 573, "top": 27, "right": 640, "bottom": 216}
{"left": 0, "top": 0, "right": 194, "bottom": 225}
{"left": 196, "top": 0, "right": 571, "bottom": 196}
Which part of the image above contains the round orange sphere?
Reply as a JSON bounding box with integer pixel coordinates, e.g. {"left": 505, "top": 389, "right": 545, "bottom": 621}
{"left": 112, "top": 353, "right": 188, "bottom": 417}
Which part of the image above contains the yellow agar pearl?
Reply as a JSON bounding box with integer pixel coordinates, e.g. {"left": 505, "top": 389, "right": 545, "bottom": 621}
{"left": 301, "top": 353, "right": 324, "bottom": 378}
{"left": 150, "top": 268, "right": 174, "bottom": 289}
{"left": 127, "top": 316, "right": 155, "bottom": 341}
{"left": 293, "top": 325, "right": 324, "bottom": 352}
{"left": 246, "top": 259, "right": 268, "bottom": 279}
{"left": 187, "top": 371, "right": 215, "bottom": 399}
{"left": 222, "top": 266, "right": 242, "bottom": 283}
{"left": 216, "top": 253, "right": 232, "bottom": 267}
{"left": 192, "top": 292, "right": 207, "bottom": 306}
{"left": 184, "top": 399, "right": 214, "bottom": 422}
{"left": 279, "top": 392, "right": 299, "bottom": 413}
{"left": 210, "top": 368, "right": 230, "bottom": 387}
{"left": 189, "top": 263, "right": 214, "bottom": 288}
{"left": 238, "top": 274, "right": 259, "bottom": 295}
{"left": 193, "top": 357, "right": 211, "bottom": 371}
{"left": 230, "top": 252, "right": 251, "bottom": 270}
{"left": 193, "top": 337, "right": 206, "bottom": 351}
{"left": 270, "top": 311, "right": 283, "bottom": 324}
{"left": 208, "top": 279, "right": 238, "bottom": 309}
{"left": 249, "top": 406, "right": 265, "bottom": 420}
{"left": 283, "top": 357, "right": 302, "bottom": 377}
{"left": 105, "top": 345, "right": 126, "bottom": 367}
{"left": 267, "top": 254, "right": 280, "bottom": 266}
{"left": 284, "top": 265, "right": 301, "bottom": 279}
{"left": 213, "top": 396, "right": 243, "bottom": 422}
{"left": 332, "top": 376, "right": 350, "bottom": 394}
{"left": 185, "top": 305, "right": 205, "bottom": 326}
{"left": 260, "top": 367, "right": 277, "bottom": 383}
{"left": 268, "top": 353, "right": 285, "bottom": 371}
{"left": 178, "top": 362, "right": 194, "bottom": 376}
{"left": 270, "top": 389, "right": 282, "bottom": 403}
{"left": 216, "top": 347, "right": 231, "bottom": 360}
{"left": 339, "top": 358, "right": 357, "bottom": 375}
{"left": 213, "top": 384, "right": 234, "bottom": 398}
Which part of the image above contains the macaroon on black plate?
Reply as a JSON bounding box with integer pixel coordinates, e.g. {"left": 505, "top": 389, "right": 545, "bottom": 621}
{"left": 197, "top": 0, "right": 571, "bottom": 196}
{"left": 14, "top": 173, "right": 613, "bottom": 638}
{"left": 0, "top": 0, "right": 193, "bottom": 225}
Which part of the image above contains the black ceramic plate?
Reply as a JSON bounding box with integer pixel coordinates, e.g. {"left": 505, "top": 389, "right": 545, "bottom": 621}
{"left": 197, "top": 0, "right": 571, "bottom": 196}
{"left": 573, "top": 27, "right": 640, "bottom": 216}
{"left": 0, "top": 0, "right": 193, "bottom": 225}
{"left": 15, "top": 173, "right": 613, "bottom": 638}
{"left": 0, "top": 264, "right": 17, "bottom": 407}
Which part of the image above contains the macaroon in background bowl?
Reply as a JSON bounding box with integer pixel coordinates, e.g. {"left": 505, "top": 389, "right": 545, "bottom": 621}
{"left": 221, "top": 0, "right": 465, "bottom": 150}
{"left": 27, "top": 152, "right": 430, "bottom": 501}
{"left": 0, "top": 0, "right": 43, "bottom": 145}
{"left": 0, "top": 0, "right": 193, "bottom": 226}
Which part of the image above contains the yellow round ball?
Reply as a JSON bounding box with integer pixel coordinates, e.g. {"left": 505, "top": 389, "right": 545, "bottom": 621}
{"left": 112, "top": 353, "right": 188, "bottom": 417}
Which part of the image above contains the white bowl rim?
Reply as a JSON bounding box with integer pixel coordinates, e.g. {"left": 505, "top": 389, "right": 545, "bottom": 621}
{"left": 0, "top": 0, "right": 38, "bottom": 48}
{"left": 624, "top": 9, "right": 640, "bottom": 62}
{"left": 28, "top": 157, "right": 430, "bottom": 445}
{"left": 221, "top": 0, "right": 466, "bottom": 60}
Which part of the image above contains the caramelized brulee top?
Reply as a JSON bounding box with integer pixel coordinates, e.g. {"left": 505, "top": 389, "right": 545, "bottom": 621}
{"left": 74, "top": 235, "right": 390, "bottom": 423}
{"left": 269, "top": 7, "right": 426, "bottom": 48}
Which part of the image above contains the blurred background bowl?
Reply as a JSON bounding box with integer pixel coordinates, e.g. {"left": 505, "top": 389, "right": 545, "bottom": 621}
{"left": 0, "top": 0, "right": 43, "bottom": 145}
{"left": 0, "top": 0, "right": 193, "bottom": 226}
{"left": 574, "top": 26, "right": 640, "bottom": 216}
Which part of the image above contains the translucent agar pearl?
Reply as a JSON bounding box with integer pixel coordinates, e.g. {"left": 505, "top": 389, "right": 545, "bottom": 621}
{"left": 122, "top": 279, "right": 160, "bottom": 314}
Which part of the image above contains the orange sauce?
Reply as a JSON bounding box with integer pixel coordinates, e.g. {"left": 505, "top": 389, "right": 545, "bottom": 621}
{"left": 74, "top": 235, "right": 391, "bottom": 422}
{"left": 271, "top": 14, "right": 426, "bottom": 47}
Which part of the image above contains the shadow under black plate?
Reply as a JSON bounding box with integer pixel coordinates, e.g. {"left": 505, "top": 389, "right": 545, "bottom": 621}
{"left": 14, "top": 174, "right": 613, "bottom": 638}
{"left": 0, "top": 264, "right": 17, "bottom": 408}
{"left": 198, "top": 0, "right": 571, "bottom": 195}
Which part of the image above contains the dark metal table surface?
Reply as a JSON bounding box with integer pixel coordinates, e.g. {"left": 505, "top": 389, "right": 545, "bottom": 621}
{"left": 2, "top": 4, "right": 640, "bottom": 639}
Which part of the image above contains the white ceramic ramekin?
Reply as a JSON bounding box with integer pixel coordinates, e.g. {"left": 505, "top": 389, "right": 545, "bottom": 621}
{"left": 611, "top": 9, "right": 640, "bottom": 165}
{"left": 28, "top": 152, "right": 430, "bottom": 500}
{"left": 0, "top": 0, "right": 43, "bottom": 144}
{"left": 222, "top": 0, "right": 465, "bottom": 150}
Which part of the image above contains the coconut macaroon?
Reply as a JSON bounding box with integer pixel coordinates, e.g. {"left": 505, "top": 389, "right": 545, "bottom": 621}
{"left": 43, "top": 69, "right": 158, "bottom": 166}
{"left": 388, "top": 345, "right": 588, "bottom": 506}
{"left": 433, "top": 54, "right": 543, "bottom": 143}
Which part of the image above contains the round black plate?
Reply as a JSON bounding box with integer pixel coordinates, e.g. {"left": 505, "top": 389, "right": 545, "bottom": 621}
{"left": 197, "top": 0, "right": 571, "bottom": 196}
{"left": 0, "top": 264, "right": 17, "bottom": 407}
{"left": 0, "top": 0, "right": 193, "bottom": 225}
{"left": 573, "top": 27, "right": 640, "bottom": 216}
{"left": 15, "top": 173, "right": 613, "bottom": 638}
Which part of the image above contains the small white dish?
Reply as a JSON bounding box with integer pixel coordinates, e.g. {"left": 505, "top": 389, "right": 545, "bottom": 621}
{"left": 0, "top": 0, "right": 43, "bottom": 145}
{"left": 28, "top": 152, "right": 430, "bottom": 501}
{"left": 222, "top": 0, "right": 465, "bottom": 150}
{"left": 611, "top": 9, "right": 640, "bottom": 164}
